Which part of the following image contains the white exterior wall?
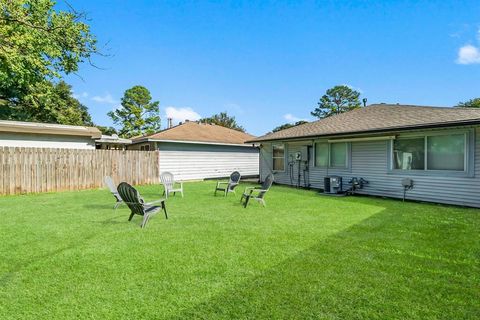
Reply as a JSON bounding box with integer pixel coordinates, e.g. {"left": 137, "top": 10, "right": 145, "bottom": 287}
{"left": 0, "top": 132, "right": 95, "bottom": 149}
{"left": 157, "top": 142, "right": 259, "bottom": 180}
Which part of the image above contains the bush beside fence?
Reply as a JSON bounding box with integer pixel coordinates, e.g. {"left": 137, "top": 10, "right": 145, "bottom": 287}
{"left": 0, "top": 147, "right": 160, "bottom": 195}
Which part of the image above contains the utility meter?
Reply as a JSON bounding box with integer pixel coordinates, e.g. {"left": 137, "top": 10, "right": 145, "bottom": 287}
{"left": 295, "top": 151, "right": 302, "bottom": 161}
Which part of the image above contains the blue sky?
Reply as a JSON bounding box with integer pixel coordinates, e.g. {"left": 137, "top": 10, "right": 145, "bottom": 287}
{"left": 64, "top": 1, "right": 480, "bottom": 136}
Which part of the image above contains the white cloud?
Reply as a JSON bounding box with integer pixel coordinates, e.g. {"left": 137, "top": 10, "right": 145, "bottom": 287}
{"left": 165, "top": 106, "right": 201, "bottom": 124}
{"left": 283, "top": 113, "right": 308, "bottom": 123}
{"left": 73, "top": 91, "right": 89, "bottom": 99}
{"left": 92, "top": 93, "right": 117, "bottom": 104}
{"left": 456, "top": 44, "right": 480, "bottom": 64}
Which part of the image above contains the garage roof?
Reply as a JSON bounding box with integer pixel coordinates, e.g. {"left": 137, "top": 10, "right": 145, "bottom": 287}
{"left": 133, "top": 121, "right": 256, "bottom": 146}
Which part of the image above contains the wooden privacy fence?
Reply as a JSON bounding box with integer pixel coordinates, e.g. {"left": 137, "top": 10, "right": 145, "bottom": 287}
{"left": 0, "top": 147, "right": 160, "bottom": 195}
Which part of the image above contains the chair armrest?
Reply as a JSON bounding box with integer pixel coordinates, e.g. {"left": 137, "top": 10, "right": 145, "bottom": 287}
{"left": 146, "top": 198, "right": 166, "bottom": 205}
{"left": 243, "top": 186, "right": 259, "bottom": 194}
{"left": 246, "top": 189, "right": 269, "bottom": 198}
{"left": 216, "top": 181, "right": 228, "bottom": 187}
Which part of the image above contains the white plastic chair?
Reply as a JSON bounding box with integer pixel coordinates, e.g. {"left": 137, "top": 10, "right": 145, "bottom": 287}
{"left": 160, "top": 172, "right": 184, "bottom": 198}
{"left": 104, "top": 176, "right": 123, "bottom": 210}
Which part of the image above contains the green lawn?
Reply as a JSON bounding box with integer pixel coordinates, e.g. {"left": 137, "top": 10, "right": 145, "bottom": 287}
{"left": 0, "top": 181, "right": 479, "bottom": 319}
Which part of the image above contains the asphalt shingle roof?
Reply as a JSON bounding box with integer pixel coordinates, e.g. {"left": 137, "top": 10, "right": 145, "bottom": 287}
{"left": 133, "top": 121, "right": 256, "bottom": 145}
{"left": 248, "top": 104, "right": 480, "bottom": 142}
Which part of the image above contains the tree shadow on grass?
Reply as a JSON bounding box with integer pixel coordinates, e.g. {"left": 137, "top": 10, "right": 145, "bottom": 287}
{"left": 93, "top": 215, "right": 127, "bottom": 225}
{"left": 83, "top": 204, "right": 116, "bottom": 210}
{"left": 0, "top": 233, "right": 97, "bottom": 287}
{"left": 169, "top": 201, "right": 479, "bottom": 319}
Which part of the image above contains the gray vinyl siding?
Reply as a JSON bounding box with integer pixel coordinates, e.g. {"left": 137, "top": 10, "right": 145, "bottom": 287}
{"left": 157, "top": 142, "right": 259, "bottom": 181}
{"left": 260, "top": 126, "right": 480, "bottom": 208}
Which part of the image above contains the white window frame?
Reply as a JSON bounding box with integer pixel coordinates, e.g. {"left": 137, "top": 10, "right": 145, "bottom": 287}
{"left": 313, "top": 141, "right": 350, "bottom": 169}
{"left": 272, "top": 143, "right": 285, "bottom": 172}
{"left": 390, "top": 129, "right": 472, "bottom": 176}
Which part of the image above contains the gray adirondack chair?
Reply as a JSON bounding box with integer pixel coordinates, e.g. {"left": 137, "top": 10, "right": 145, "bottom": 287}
{"left": 240, "top": 174, "right": 274, "bottom": 208}
{"left": 215, "top": 171, "right": 241, "bottom": 196}
{"left": 104, "top": 176, "right": 123, "bottom": 210}
{"left": 117, "top": 182, "right": 168, "bottom": 228}
{"left": 160, "top": 172, "right": 184, "bottom": 198}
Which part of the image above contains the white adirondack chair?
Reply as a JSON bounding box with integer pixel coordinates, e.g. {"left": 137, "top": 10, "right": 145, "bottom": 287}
{"left": 104, "top": 176, "right": 123, "bottom": 210}
{"left": 160, "top": 172, "right": 184, "bottom": 198}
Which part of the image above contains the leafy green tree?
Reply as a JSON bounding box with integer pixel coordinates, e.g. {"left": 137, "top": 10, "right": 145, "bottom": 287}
{"left": 200, "top": 112, "right": 245, "bottom": 132}
{"left": 108, "top": 86, "right": 161, "bottom": 138}
{"left": 4, "top": 80, "right": 94, "bottom": 126}
{"left": 311, "top": 85, "right": 362, "bottom": 119}
{"left": 455, "top": 98, "right": 480, "bottom": 108}
{"left": 272, "top": 120, "right": 308, "bottom": 132}
{"left": 0, "top": 0, "right": 97, "bottom": 106}
{"left": 96, "top": 126, "right": 118, "bottom": 136}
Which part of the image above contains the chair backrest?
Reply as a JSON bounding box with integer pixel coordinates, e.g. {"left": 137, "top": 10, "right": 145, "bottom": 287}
{"left": 160, "top": 172, "right": 175, "bottom": 190}
{"left": 104, "top": 176, "right": 118, "bottom": 194}
{"left": 259, "top": 174, "right": 274, "bottom": 198}
{"left": 117, "top": 182, "right": 145, "bottom": 216}
{"left": 230, "top": 171, "right": 241, "bottom": 183}
{"left": 228, "top": 171, "right": 241, "bottom": 191}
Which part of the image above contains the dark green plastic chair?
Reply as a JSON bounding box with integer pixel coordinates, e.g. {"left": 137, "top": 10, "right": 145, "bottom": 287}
{"left": 240, "top": 173, "right": 274, "bottom": 208}
{"left": 214, "top": 171, "right": 241, "bottom": 196}
{"left": 117, "top": 182, "right": 168, "bottom": 228}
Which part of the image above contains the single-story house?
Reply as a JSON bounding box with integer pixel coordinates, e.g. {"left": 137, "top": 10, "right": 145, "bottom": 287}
{"left": 248, "top": 104, "right": 480, "bottom": 208}
{"left": 95, "top": 134, "right": 132, "bottom": 150}
{"left": 129, "top": 120, "right": 259, "bottom": 180}
{"left": 0, "top": 120, "right": 101, "bottom": 149}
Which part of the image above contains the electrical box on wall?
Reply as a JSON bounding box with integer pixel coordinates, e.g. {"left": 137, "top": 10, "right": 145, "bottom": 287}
{"left": 291, "top": 147, "right": 309, "bottom": 161}
{"left": 300, "top": 146, "right": 308, "bottom": 162}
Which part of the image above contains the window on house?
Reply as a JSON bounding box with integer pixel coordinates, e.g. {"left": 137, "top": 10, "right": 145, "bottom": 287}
{"left": 314, "top": 142, "right": 328, "bottom": 167}
{"left": 427, "top": 134, "right": 465, "bottom": 171}
{"left": 272, "top": 144, "right": 285, "bottom": 171}
{"left": 314, "top": 142, "right": 349, "bottom": 168}
{"left": 393, "top": 138, "right": 425, "bottom": 170}
{"left": 330, "top": 142, "right": 347, "bottom": 168}
{"left": 144, "top": 144, "right": 150, "bottom": 151}
{"left": 393, "top": 133, "right": 467, "bottom": 172}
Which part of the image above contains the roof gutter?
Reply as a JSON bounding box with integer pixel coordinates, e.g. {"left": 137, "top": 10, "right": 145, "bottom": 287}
{"left": 0, "top": 123, "right": 101, "bottom": 139}
{"left": 131, "top": 139, "right": 256, "bottom": 148}
{"left": 246, "top": 120, "right": 480, "bottom": 143}
{"left": 327, "top": 135, "right": 396, "bottom": 143}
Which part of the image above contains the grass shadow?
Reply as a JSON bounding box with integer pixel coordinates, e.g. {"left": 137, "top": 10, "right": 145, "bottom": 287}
{"left": 169, "top": 200, "right": 480, "bottom": 319}
{"left": 83, "top": 204, "right": 116, "bottom": 210}
{"left": 0, "top": 233, "right": 97, "bottom": 287}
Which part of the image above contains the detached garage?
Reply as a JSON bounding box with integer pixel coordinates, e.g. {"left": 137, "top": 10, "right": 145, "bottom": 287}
{"left": 129, "top": 121, "right": 259, "bottom": 180}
